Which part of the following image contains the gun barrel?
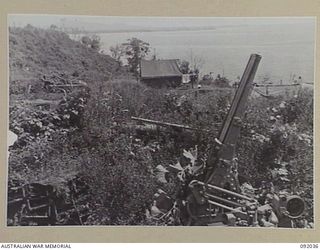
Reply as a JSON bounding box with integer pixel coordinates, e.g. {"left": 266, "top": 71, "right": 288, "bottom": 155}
{"left": 218, "top": 54, "right": 262, "bottom": 146}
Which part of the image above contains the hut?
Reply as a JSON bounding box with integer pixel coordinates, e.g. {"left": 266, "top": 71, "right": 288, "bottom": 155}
{"left": 140, "top": 59, "right": 183, "bottom": 87}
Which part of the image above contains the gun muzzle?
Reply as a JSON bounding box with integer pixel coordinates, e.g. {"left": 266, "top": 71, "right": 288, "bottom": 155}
{"left": 285, "top": 195, "right": 305, "bottom": 219}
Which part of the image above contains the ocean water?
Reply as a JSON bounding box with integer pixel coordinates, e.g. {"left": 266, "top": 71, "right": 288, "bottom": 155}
{"left": 96, "top": 22, "right": 315, "bottom": 83}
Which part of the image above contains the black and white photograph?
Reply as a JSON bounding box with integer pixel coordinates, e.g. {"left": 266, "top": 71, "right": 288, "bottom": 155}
{"left": 7, "top": 15, "right": 315, "bottom": 227}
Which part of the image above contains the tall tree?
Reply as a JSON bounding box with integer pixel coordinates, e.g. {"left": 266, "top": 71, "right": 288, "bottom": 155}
{"left": 110, "top": 44, "right": 125, "bottom": 67}
{"left": 179, "top": 60, "right": 190, "bottom": 74}
{"left": 122, "top": 38, "right": 150, "bottom": 77}
{"left": 90, "top": 35, "right": 101, "bottom": 51}
{"left": 189, "top": 49, "right": 205, "bottom": 74}
{"left": 81, "top": 35, "right": 101, "bottom": 52}
{"left": 191, "top": 55, "right": 205, "bottom": 73}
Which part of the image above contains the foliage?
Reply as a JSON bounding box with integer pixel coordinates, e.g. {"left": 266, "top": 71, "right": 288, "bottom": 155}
{"left": 77, "top": 138, "right": 157, "bottom": 225}
{"left": 236, "top": 88, "right": 313, "bottom": 221}
{"left": 179, "top": 60, "right": 191, "bottom": 74}
{"left": 110, "top": 44, "right": 125, "bottom": 67}
{"left": 190, "top": 54, "right": 205, "bottom": 74}
{"left": 81, "top": 36, "right": 91, "bottom": 47}
{"left": 8, "top": 89, "right": 90, "bottom": 185}
{"left": 81, "top": 35, "right": 101, "bottom": 51}
{"left": 90, "top": 35, "right": 101, "bottom": 51}
{"left": 199, "top": 75, "right": 231, "bottom": 88}
{"left": 122, "top": 38, "right": 150, "bottom": 76}
{"left": 9, "top": 83, "right": 158, "bottom": 225}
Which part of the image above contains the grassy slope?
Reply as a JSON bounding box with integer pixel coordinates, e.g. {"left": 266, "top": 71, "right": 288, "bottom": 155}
{"left": 8, "top": 25, "right": 121, "bottom": 185}
{"left": 9, "top": 25, "right": 118, "bottom": 85}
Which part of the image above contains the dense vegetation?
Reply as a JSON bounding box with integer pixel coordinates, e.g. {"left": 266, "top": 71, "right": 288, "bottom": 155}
{"left": 8, "top": 26, "right": 313, "bottom": 226}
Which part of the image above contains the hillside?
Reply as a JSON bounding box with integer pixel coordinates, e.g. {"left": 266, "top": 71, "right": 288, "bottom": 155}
{"left": 9, "top": 25, "right": 119, "bottom": 87}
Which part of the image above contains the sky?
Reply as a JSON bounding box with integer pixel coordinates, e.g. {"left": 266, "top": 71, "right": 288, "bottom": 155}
{"left": 8, "top": 15, "right": 316, "bottom": 82}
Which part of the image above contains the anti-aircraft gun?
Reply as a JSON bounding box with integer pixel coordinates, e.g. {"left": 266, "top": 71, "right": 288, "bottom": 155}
{"left": 184, "top": 54, "right": 305, "bottom": 227}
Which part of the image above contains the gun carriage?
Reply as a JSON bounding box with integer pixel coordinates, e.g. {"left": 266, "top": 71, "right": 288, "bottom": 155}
{"left": 183, "top": 54, "right": 305, "bottom": 227}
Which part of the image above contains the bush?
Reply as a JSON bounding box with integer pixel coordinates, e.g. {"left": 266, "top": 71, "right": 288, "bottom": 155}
{"left": 236, "top": 88, "right": 313, "bottom": 221}
{"left": 81, "top": 35, "right": 101, "bottom": 51}
{"left": 199, "top": 76, "right": 231, "bottom": 88}
{"left": 77, "top": 140, "right": 157, "bottom": 225}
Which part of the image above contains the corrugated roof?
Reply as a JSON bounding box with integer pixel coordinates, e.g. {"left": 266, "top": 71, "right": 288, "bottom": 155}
{"left": 140, "top": 59, "right": 182, "bottom": 79}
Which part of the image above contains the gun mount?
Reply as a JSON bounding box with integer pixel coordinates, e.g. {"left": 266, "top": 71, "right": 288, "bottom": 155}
{"left": 184, "top": 54, "right": 305, "bottom": 227}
